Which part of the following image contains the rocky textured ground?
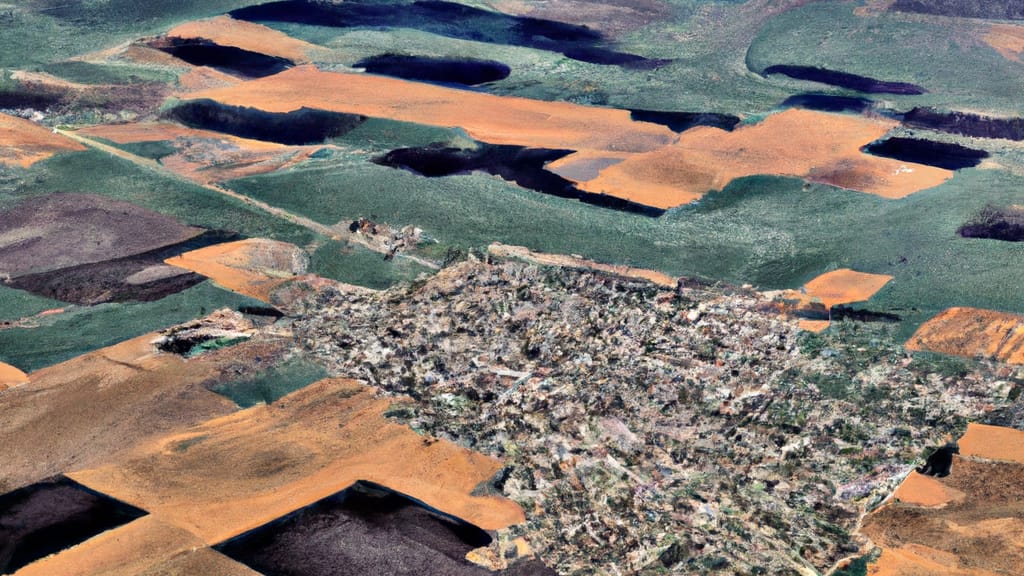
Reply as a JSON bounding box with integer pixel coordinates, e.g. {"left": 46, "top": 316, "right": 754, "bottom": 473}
{"left": 292, "top": 255, "right": 1019, "bottom": 575}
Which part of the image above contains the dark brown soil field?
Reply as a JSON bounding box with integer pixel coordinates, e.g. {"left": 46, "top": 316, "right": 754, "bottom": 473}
{"left": 214, "top": 481, "right": 543, "bottom": 576}
{"left": 863, "top": 454, "right": 1024, "bottom": 575}
{"left": 0, "top": 193, "right": 202, "bottom": 279}
{"left": 0, "top": 476, "right": 146, "bottom": 574}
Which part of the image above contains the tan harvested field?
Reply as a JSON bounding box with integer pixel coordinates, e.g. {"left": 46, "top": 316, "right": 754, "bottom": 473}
{"left": 958, "top": 423, "right": 1024, "bottom": 464}
{"left": 488, "top": 242, "right": 678, "bottom": 287}
{"left": 0, "top": 332, "right": 272, "bottom": 492}
{"left": 863, "top": 440, "right": 1024, "bottom": 576}
{"left": 70, "top": 377, "right": 525, "bottom": 544}
{"left": 0, "top": 112, "right": 86, "bottom": 167}
{"left": 570, "top": 109, "right": 953, "bottom": 208}
{"left": 0, "top": 361, "right": 28, "bottom": 389}
{"left": 186, "top": 65, "right": 676, "bottom": 153}
{"left": 892, "top": 471, "right": 965, "bottom": 508}
{"left": 772, "top": 268, "right": 892, "bottom": 332}
{"left": 164, "top": 238, "right": 308, "bottom": 302}
{"left": 12, "top": 516, "right": 261, "bottom": 576}
{"left": 905, "top": 307, "right": 1024, "bottom": 364}
{"left": 167, "top": 16, "right": 327, "bottom": 63}
{"left": 78, "top": 122, "right": 281, "bottom": 148}
{"left": 984, "top": 24, "right": 1024, "bottom": 63}
{"left": 802, "top": 268, "right": 893, "bottom": 309}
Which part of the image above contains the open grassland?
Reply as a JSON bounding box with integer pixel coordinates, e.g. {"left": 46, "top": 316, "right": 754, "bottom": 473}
{"left": 747, "top": 1, "right": 1024, "bottom": 114}
{"left": 0, "top": 1, "right": 269, "bottom": 69}
{"left": 5, "top": 149, "right": 317, "bottom": 246}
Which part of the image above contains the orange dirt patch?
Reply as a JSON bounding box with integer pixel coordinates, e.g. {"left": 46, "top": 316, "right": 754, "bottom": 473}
{"left": 186, "top": 65, "right": 676, "bottom": 154}
{"left": 958, "top": 423, "right": 1024, "bottom": 464}
{"left": 802, "top": 268, "right": 893, "bottom": 309}
{"left": 164, "top": 238, "right": 308, "bottom": 302}
{"left": 167, "top": 16, "right": 327, "bottom": 63}
{"left": 893, "top": 471, "right": 966, "bottom": 508}
{"left": 176, "top": 66, "right": 243, "bottom": 92}
{"left": 0, "top": 112, "right": 86, "bottom": 167}
{"left": 12, "top": 516, "right": 261, "bottom": 576}
{"left": 797, "top": 319, "right": 832, "bottom": 333}
{"left": 489, "top": 242, "right": 677, "bottom": 287}
{"left": 0, "top": 332, "right": 255, "bottom": 491}
{"left": 0, "top": 361, "right": 28, "bottom": 389}
{"left": 984, "top": 24, "right": 1024, "bottom": 62}
{"left": 905, "top": 307, "right": 1024, "bottom": 364}
{"left": 570, "top": 109, "right": 953, "bottom": 208}
{"left": 868, "top": 545, "right": 1001, "bottom": 576}
{"left": 863, "top": 430, "right": 1024, "bottom": 576}
{"left": 70, "top": 377, "right": 525, "bottom": 545}
{"left": 771, "top": 268, "right": 892, "bottom": 331}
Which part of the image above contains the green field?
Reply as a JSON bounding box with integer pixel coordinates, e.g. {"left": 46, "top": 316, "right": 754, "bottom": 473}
{"left": 210, "top": 355, "right": 329, "bottom": 407}
{"left": 0, "top": 281, "right": 261, "bottom": 372}
{"left": 226, "top": 145, "right": 1024, "bottom": 339}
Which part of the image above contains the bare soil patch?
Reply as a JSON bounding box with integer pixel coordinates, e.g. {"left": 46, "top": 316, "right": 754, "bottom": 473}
{"left": 0, "top": 332, "right": 291, "bottom": 493}
{"left": 905, "top": 307, "right": 1024, "bottom": 364}
{"left": 164, "top": 238, "right": 309, "bottom": 303}
{"left": 0, "top": 193, "right": 202, "bottom": 278}
{"left": 0, "top": 112, "right": 85, "bottom": 167}
{"left": 984, "top": 24, "right": 1024, "bottom": 62}
{"left": 166, "top": 16, "right": 328, "bottom": 63}
{"left": 185, "top": 65, "right": 676, "bottom": 154}
{"left": 863, "top": 455, "right": 1024, "bottom": 576}
{"left": 571, "top": 109, "right": 953, "bottom": 209}
{"left": 0, "top": 361, "right": 28, "bottom": 389}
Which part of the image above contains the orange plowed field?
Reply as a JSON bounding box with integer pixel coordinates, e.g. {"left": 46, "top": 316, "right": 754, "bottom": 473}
{"left": 984, "top": 24, "right": 1024, "bottom": 63}
{"left": 186, "top": 65, "right": 676, "bottom": 154}
{"left": 571, "top": 109, "right": 953, "bottom": 208}
{"left": 0, "top": 112, "right": 86, "bottom": 167}
{"left": 165, "top": 238, "right": 308, "bottom": 302}
{"left": 802, "top": 268, "right": 893, "bottom": 309}
{"left": 863, "top": 425, "right": 1024, "bottom": 576}
{"left": 0, "top": 361, "right": 28, "bottom": 389}
{"left": 12, "top": 516, "right": 261, "bottom": 576}
{"left": 167, "top": 16, "right": 327, "bottom": 63}
{"left": 70, "top": 377, "right": 525, "bottom": 545}
{"left": 905, "top": 307, "right": 1024, "bottom": 364}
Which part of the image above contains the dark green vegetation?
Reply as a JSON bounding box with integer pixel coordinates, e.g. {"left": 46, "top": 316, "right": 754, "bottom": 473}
{"left": 166, "top": 99, "right": 366, "bottom": 145}
{"left": 959, "top": 205, "right": 1024, "bottom": 242}
{"left": 310, "top": 241, "right": 433, "bottom": 290}
{"left": 0, "top": 285, "right": 64, "bottom": 323}
{"left": 210, "top": 355, "right": 328, "bottom": 408}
